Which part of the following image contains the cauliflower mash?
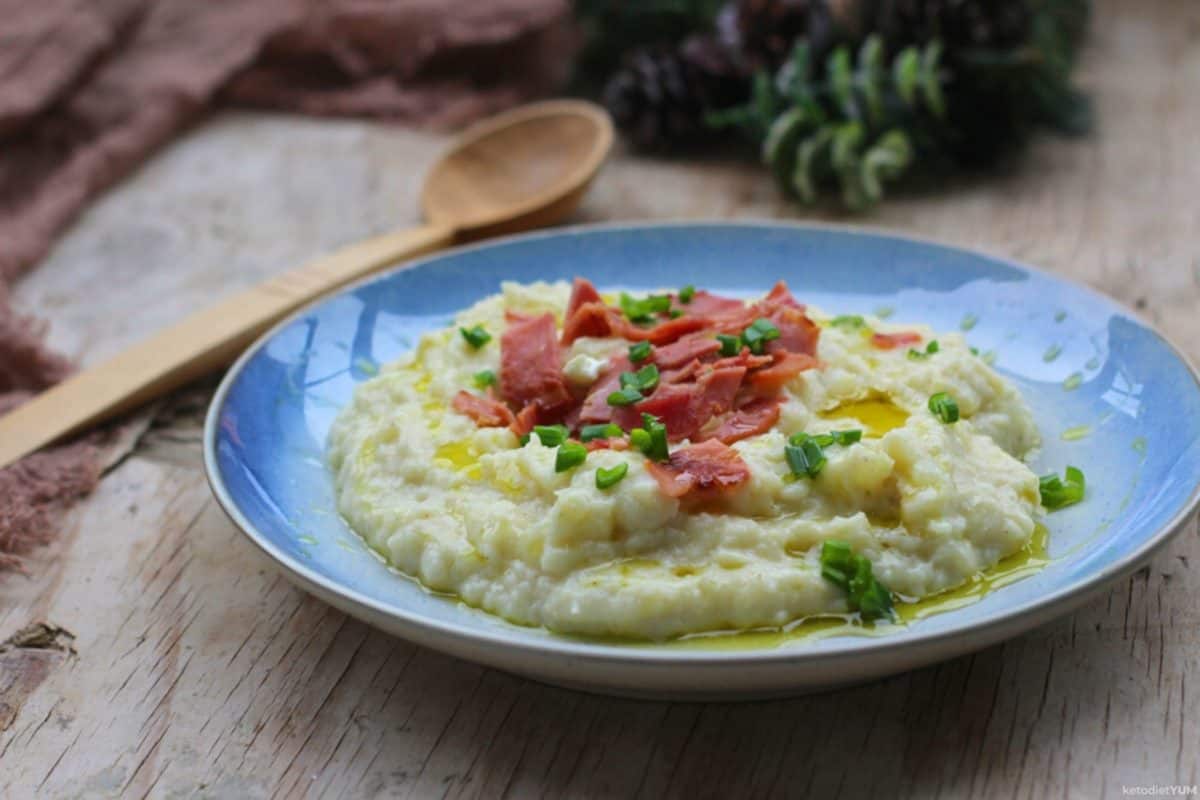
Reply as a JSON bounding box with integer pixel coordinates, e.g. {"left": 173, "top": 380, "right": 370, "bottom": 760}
{"left": 328, "top": 280, "right": 1042, "bottom": 640}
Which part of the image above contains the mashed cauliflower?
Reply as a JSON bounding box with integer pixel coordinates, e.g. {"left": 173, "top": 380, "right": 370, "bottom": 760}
{"left": 327, "top": 282, "right": 1042, "bottom": 640}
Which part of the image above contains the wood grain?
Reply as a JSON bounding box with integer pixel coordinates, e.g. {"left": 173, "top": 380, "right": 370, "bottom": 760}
{"left": 2, "top": 1, "right": 1198, "bottom": 797}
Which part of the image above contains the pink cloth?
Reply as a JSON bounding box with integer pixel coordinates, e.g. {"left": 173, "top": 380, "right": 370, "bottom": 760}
{"left": 0, "top": 0, "right": 577, "bottom": 567}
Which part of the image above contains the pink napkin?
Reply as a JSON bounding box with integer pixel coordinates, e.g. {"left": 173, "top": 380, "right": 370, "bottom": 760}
{"left": 0, "top": 0, "right": 577, "bottom": 568}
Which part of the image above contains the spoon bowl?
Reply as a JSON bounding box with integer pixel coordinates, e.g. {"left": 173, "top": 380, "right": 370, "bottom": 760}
{"left": 423, "top": 100, "right": 613, "bottom": 239}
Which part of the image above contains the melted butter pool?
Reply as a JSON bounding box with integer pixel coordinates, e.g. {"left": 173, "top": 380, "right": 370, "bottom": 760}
{"left": 820, "top": 398, "right": 909, "bottom": 437}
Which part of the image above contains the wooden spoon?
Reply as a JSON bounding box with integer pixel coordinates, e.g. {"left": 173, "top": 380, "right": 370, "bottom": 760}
{"left": 0, "top": 100, "right": 613, "bottom": 470}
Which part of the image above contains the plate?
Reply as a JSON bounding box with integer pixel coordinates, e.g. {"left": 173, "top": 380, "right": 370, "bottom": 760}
{"left": 204, "top": 222, "right": 1200, "bottom": 700}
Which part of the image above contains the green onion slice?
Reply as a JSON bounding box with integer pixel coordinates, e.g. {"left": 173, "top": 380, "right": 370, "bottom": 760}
{"left": 819, "top": 540, "right": 895, "bottom": 621}
{"left": 607, "top": 387, "right": 643, "bottom": 406}
{"left": 619, "top": 364, "right": 660, "bottom": 394}
{"left": 678, "top": 285, "right": 696, "bottom": 304}
{"left": 555, "top": 441, "right": 587, "bottom": 473}
{"left": 742, "top": 318, "right": 782, "bottom": 355}
{"left": 595, "top": 463, "right": 629, "bottom": 490}
{"left": 630, "top": 413, "right": 669, "bottom": 462}
{"left": 533, "top": 424, "right": 570, "bottom": 447}
{"left": 1039, "top": 466, "right": 1085, "bottom": 509}
{"left": 830, "top": 314, "right": 866, "bottom": 330}
{"left": 907, "top": 340, "right": 940, "bottom": 360}
{"left": 619, "top": 292, "right": 672, "bottom": 324}
{"left": 472, "top": 369, "right": 497, "bottom": 389}
{"left": 628, "top": 341, "right": 653, "bottom": 363}
{"left": 716, "top": 334, "right": 742, "bottom": 357}
{"left": 459, "top": 325, "right": 491, "bottom": 349}
{"left": 928, "top": 392, "right": 960, "bottom": 423}
{"left": 580, "top": 423, "right": 624, "bottom": 442}
{"left": 785, "top": 436, "right": 827, "bottom": 478}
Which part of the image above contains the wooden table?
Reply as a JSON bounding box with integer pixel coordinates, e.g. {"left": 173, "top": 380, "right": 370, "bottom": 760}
{"left": 2, "top": 2, "right": 1198, "bottom": 796}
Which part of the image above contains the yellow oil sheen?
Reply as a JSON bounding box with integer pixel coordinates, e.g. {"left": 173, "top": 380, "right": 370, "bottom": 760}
{"left": 820, "top": 398, "right": 909, "bottom": 437}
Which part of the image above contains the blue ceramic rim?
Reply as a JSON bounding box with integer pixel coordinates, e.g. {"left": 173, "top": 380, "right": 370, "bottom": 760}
{"left": 203, "top": 219, "right": 1200, "bottom": 666}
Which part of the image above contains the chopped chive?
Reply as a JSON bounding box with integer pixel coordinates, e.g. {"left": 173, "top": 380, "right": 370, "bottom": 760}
{"left": 580, "top": 423, "right": 623, "bottom": 442}
{"left": 1043, "top": 343, "right": 1063, "bottom": 363}
{"left": 555, "top": 441, "right": 588, "bottom": 473}
{"left": 960, "top": 313, "right": 978, "bottom": 331}
{"left": 533, "top": 424, "right": 570, "bottom": 447}
{"left": 639, "top": 413, "right": 670, "bottom": 461}
{"left": 459, "top": 325, "right": 491, "bottom": 349}
{"left": 634, "top": 364, "right": 660, "bottom": 391}
{"left": 629, "top": 428, "right": 652, "bottom": 452}
{"left": 595, "top": 463, "right": 629, "bottom": 490}
{"left": 819, "top": 540, "right": 894, "bottom": 621}
{"left": 473, "top": 369, "right": 497, "bottom": 389}
{"left": 907, "top": 340, "right": 940, "bottom": 360}
{"left": 785, "top": 436, "right": 826, "bottom": 478}
{"left": 928, "top": 392, "right": 960, "bottom": 424}
{"left": 831, "top": 314, "right": 866, "bottom": 330}
{"left": 619, "top": 292, "right": 672, "bottom": 324}
{"left": 1061, "top": 425, "right": 1091, "bottom": 441}
{"left": 1054, "top": 310, "right": 1068, "bottom": 323}
{"left": 873, "top": 306, "right": 895, "bottom": 319}
{"left": 678, "top": 285, "right": 696, "bottom": 304}
{"left": 716, "top": 333, "right": 742, "bottom": 357}
{"left": 1132, "top": 437, "right": 1147, "bottom": 455}
{"left": 619, "top": 364, "right": 660, "bottom": 394}
{"left": 832, "top": 429, "right": 862, "bottom": 445}
{"left": 1063, "top": 372, "right": 1082, "bottom": 391}
{"left": 982, "top": 350, "right": 998, "bottom": 366}
{"left": 1085, "top": 356, "right": 1100, "bottom": 370}
{"left": 970, "top": 347, "right": 979, "bottom": 356}
{"left": 743, "top": 318, "right": 781, "bottom": 355}
{"left": 1039, "top": 466, "right": 1085, "bottom": 509}
{"left": 607, "top": 387, "right": 643, "bottom": 406}
{"left": 669, "top": 309, "right": 684, "bottom": 318}
{"left": 629, "top": 341, "right": 653, "bottom": 363}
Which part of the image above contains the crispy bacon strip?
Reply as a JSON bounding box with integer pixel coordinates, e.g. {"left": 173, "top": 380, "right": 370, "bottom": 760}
{"left": 700, "top": 398, "right": 782, "bottom": 445}
{"left": 870, "top": 330, "right": 922, "bottom": 350}
{"left": 745, "top": 352, "right": 820, "bottom": 393}
{"left": 645, "top": 439, "right": 751, "bottom": 499}
{"left": 501, "top": 312, "right": 572, "bottom": 413}
{"left": 452, "top": 391, "right": 514, "bottom": 428}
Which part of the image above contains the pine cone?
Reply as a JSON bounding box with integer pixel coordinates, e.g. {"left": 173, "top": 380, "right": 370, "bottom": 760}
{"left": 865, "top": 0, "right": 1032, "bottom": 51}
{"left": 717, "top": 0, "right": 843, "bottom": 70}
{"left": 602, "top": 34, "right": 749, "bottom": 152}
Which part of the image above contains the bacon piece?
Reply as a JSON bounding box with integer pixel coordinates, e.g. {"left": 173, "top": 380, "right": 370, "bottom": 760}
{"left": 645, "top": 439, "right": 751, "bottom": 499}
{"left": 627, "top": 383, "right": 696, "bottom": 438}
{"left": 746, "top": 352, "right": 820, "bottom": 393}
{"left": 679, "top": 290, "right": 746, "bottom": 316}
{"left": 561, "top": 301, "right": 620, "bottom": 345}
{"left": 651, "top": 332, "right": 721, "bottom": 369}
{"left": 509, "top": 403, "right": 538, "bottom": 437}
{"left": 579, "top": 355, "right": 632, "bottom": 423}
{"left": 700, "top": 398, "right": 782, "bottom": 445}
{"left": 629, "top": 364, "right": 746, "bottom": 441}
{"left": 870, "top": 330, "right": 923, "bottom": 350}
{"left": 452, "top": 391, "right": 514, "bottom": 428}
{"left": 500, "top": 313, "right": 572, "bottom": 412}
{"left": 585, "top": 437, "right": 630, "bottom": 452}
{"left": 764, "top": 280, "right": 803, "bottom": 309}
{"left": 566, "top": 278, "right": 603, "bottom": 319}
{"left": 767, "top": 306, "right": 820, "bottom": 356}
{"left": 709, "top": 350, "right": 774, "bottom": 371}
{"left": 618, "top": 314, "right": 710, "bottom": 345}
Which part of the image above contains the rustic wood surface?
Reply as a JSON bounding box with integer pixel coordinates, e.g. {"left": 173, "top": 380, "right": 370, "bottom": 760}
{"left": 2, "top": 2, "right": 1198, "bottom": 797}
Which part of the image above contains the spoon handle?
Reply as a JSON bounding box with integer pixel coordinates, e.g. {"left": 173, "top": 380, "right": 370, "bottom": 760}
{"left": 0, "top": 223, "right": 455, "bottom": 470}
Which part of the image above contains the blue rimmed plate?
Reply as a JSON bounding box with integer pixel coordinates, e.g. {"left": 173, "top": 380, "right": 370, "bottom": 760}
{"left": 203, "top": 222, "right": 1200, "bottom": 700}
